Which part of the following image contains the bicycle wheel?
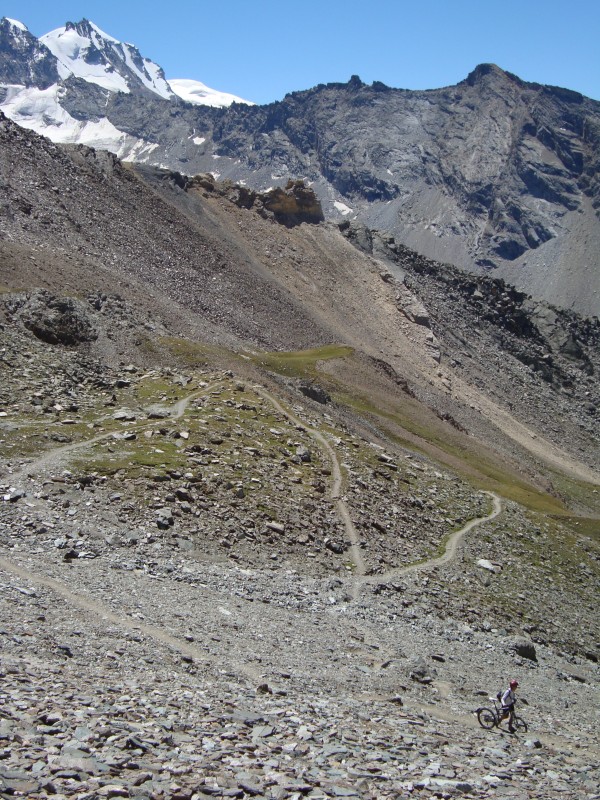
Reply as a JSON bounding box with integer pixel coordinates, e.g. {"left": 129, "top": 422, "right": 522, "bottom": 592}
{"left": 477, "top": 707, "right": 497, "bottom": 730}
{"left": 513, "top": 715, "right": 528, "bottom": 733}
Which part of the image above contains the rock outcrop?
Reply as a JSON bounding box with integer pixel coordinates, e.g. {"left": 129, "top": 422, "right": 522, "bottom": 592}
{"left": 261, "top": 180, "right": 325, "bottom": 226}
{"left": 189, "top": 174, "right": 324, "bottom": 226}
{"left": 8, "top": 290, "right": 97, "bottom": 345}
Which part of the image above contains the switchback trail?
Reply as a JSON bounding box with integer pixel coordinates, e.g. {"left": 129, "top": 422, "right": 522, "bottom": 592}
{"left": 2, "top": 380, "right": 503, "bottom": 687}
{"left": 255, "top": 387, "right": 503, "bottom": 600}
{"left": 354, "top": 490, "right": 503, "bottom": 593}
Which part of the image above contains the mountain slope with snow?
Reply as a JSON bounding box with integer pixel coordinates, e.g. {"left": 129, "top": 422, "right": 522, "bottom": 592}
{"left": 0, "top": 17, "right": 253, "bottom": 160}
{"left": 1, "top": 17, "right": 598, "bottom": 317}
{"left": 0, "top": 16, "right": 253, "bottom": 126}
{"left": 40, "top": 19, "right": 174, "bottom": 98}
{"left": 167, "top": 78, "right": 253, "bottom": 107}
{"left": 0, "top": 17, "right": 59, "bottom": 88}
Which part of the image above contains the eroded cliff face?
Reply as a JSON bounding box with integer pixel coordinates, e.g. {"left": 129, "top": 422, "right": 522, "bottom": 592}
{"left": 186, "top": 174, "right": 325, "bottom": 226}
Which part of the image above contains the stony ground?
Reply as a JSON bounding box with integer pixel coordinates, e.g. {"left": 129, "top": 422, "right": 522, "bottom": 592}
{"left": 1, "top": 316, "right": 599, "bottom": 800}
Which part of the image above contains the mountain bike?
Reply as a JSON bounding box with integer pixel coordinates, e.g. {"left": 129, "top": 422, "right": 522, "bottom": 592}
{"left": 476, "top": 700, "right": 528, "bottom": 733}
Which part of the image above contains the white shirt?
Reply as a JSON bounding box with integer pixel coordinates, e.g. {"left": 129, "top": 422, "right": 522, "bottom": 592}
{"left": 501, "top": 688, "right": 516, "bottom": 707}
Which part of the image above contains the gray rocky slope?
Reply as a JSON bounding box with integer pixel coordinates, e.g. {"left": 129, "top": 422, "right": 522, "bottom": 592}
{"left": 1, "top": 17, "right": 599, "bottom": 316}
{"left": 1, "top": 114, "right": 599, "bottom": 799}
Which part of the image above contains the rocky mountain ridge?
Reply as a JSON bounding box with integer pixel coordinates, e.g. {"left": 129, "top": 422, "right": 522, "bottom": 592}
{"left": 1, "top": 18, "right": 599, "bottom": 315}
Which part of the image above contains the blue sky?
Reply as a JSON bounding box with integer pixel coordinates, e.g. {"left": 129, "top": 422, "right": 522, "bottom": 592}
{"left": 4, "top": 0, "right": 599, "bottom": 104}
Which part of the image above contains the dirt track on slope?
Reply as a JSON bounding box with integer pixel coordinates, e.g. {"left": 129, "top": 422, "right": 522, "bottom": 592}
{"left": 9, "top": 384, "right": 220, "bottom": 488}
{"left": 0, "top": 553, "right": 262, "bottom": 683}
{"left": 256, "top": 387, "right": 504, "bottom": 599}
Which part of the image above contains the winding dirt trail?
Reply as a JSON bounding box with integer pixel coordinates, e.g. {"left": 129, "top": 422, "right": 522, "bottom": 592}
{"left": 9, "top": 383, "right": 220, "bottom": 486}
{"left": 255, "top": 387, "right": 366, "bottom": 578}
{"left": 355, "top": 491, "right": 503, "bottom": 592}
{"left": 255, "top": 388, "right": 503, "bottom": 599}
{"left": 2, "top": 381, "right": 504, "bottom": 690}
{"left": 9, "top": 380, "right": 593, "bottom": 758}
{"left": 1, "top": 379, "right": 267, "bottom": 682}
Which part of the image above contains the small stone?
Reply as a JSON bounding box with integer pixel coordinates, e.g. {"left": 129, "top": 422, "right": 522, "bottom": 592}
{"left": 266, "top": 521, "right": 285, "bottom": 534}
{"left": 156, "top": 508, "right": 174, "bottom": 528}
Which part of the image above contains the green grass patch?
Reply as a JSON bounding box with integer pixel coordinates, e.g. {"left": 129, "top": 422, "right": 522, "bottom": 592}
{"left": 160, "top": 337, "right": 227, "bottom": 367}
{"left": 70, "top": 438, "right": 187, "bottom": 478}
{"left": 250, "top": 345, "right": 354, "bottom": 379}
{"left": 132, "top": 376, "right": 190, "bottom": 404}
{"left": 136, "top": 336, "right": 160, "bottom": 357}
{"left": 333, "top": 386, "right": 566, "bottom": 514}
{"left": 548, "top": 515, "right": 600, "bottom": 544}
{"left": 545, "top": 471, "right": 600, "bottom": 516}
{"left": 0, "top": 417, "right": 117, "bottom": 459}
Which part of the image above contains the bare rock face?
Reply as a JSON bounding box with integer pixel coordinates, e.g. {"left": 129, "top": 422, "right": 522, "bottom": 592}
{"left": 260, "top": 180, "right": 325, "bottom": 226}
{"left": 8, "top": 291, "right": 97, "bottom": 345}
{"left": 0, "top": 18, "right": 59, "bottom": 88}
{"left": 297, "top": 380, "right": 331, "bottom": 404}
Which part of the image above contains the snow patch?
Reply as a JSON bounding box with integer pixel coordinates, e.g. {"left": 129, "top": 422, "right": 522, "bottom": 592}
{"left": 334, "top": 201, "right": 353, "bottom": 216}
{"left": 122, "top": 139, "right": 160, "bottom": 162}
{"left": 120, "top": 44, "right": 172, "bottom": 99}
{"left": 41, "top": 26, "right": 131, "bottom": 92}
{"left": 141, "top": 58, "right": 172, "bottom": 99}
{"left": 168, "top": 78, "right": 253, "bottom": 108}
{"left": 192, "top": 136, "right": 205, "bottom": 145}
{"left": 86, "top": 20, "right": 120, "bottom": 44}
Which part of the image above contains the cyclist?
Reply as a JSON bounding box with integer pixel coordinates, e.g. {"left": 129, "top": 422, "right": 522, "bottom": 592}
{"left": 500, "top": 680, "right": 519, "bottom": 732}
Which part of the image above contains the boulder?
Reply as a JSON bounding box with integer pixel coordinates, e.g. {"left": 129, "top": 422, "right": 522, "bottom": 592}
{"left": 11, "top": 290, "right": 97, "bottom": 345}
{"left": 512, "top": 637, "right": 537, "bottom": 661}
{"left": 298, "top": 381, "right": 331, "bottom": 404}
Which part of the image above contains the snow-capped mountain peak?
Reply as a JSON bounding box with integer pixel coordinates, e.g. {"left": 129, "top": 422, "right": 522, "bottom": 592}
{"left": 5, "top": 18, "right": 27, "bottom": 32}
{"left": 0, "top": 15, "right": 254, "bottom": 163}
{"left": 40, "top": 19, "right": 174, "bottom": 98}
